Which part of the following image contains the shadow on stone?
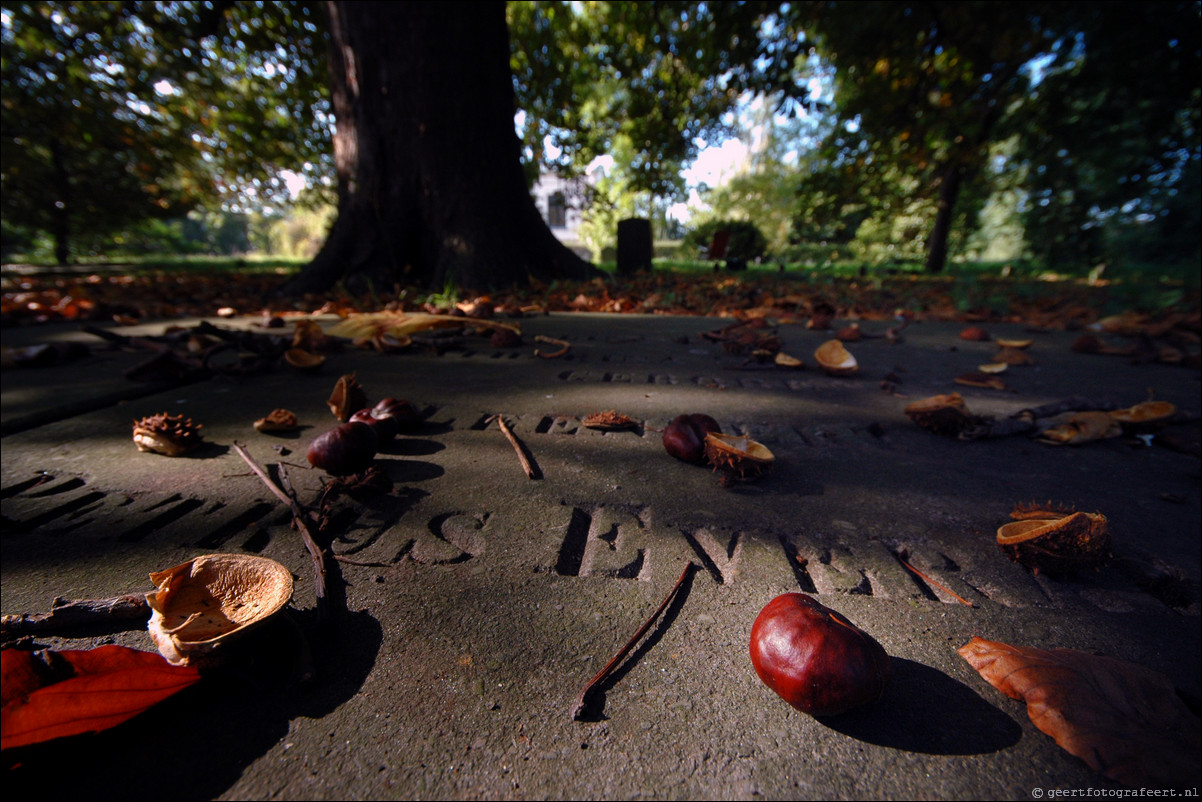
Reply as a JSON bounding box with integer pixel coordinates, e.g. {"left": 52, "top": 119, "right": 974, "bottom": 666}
{"left": 4, "top": 609, "right": 383, "bottom": 800}
{"left": 573, "top": 565, "right": 696, "bottom": 722}
{"left": 816, "top": 658, "right": 1023, "bottom": 755}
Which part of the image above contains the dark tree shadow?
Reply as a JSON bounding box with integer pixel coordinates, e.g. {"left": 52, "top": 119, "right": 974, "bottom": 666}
{"left": 816, "top": 658, "right": 1023, "bottom": 755}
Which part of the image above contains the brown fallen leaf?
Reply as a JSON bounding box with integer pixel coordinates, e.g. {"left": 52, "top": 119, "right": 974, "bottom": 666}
{"left": 954, "top": 371, "right": 1006, "bottom": 390}
{"left": 1, "top": 645, "right": 202, "bottom": 751}
{"left": 1038, "top": 411, "right": 1122, "bottom": 445}
{"left": 581, "top": 410, "right": 640, "bottom": 431}
{"left": 958, "top": 637, "right": 1201, "bottom": 787}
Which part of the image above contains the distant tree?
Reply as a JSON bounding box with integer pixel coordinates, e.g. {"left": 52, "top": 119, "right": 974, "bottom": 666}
{"left": 1005, "top": 2, "right": 1201, "bottom": 268}
{"left": 0, "top": 1, "right": 329, "bottom": 264}
{"left": 796, "top": 1, "right": 1200, "bottom": 272}
{"left": 1, "top": 2, "right": 201, "bottom": 263}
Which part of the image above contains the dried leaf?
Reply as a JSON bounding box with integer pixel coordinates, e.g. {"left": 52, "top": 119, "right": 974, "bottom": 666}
{"left": 1038, "top": 411, "right": 1122, "bottom": 445}
{"left": 327, "top": 311, "right": 519, "bottom": 341}
{"left": 954, "top": 371, "right": 1006, "bottom": 390}
{"left": 958, "top": 637, "right": 1200, "bottom": 787}
{"left": 581, "top": 410, "right": 639, "bottom": 431}
{"left": 1, "top": 646, "right": 201, "bottom": 751}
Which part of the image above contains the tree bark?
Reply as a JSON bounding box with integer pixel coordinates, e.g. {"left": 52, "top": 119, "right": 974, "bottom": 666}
{"left": 279, "top": 1, "right": 598, "bottom": 296}
{"left": 925, "top": 162, "right": 962, "bottom": 274}
{"left": 50, "top": 138, "right": 71, "bottom": 266}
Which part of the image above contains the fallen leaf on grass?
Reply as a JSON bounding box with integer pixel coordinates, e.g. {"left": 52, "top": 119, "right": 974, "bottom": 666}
{"left": 958, "top": 637, "right": 1201, "bottom": 787}
{"left": 1, "top": 645, "right": 201, "bottom": 751}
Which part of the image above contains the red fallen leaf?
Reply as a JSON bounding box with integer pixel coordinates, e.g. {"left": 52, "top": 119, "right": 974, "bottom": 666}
{"left": 1, "top": 645, "right": 202, "bottom": 751}
{"left": 958, "top": 637, "right": 1201, "bottom": 787}
{"left": 959, "top": 326, "right": 991, "bottom": 341}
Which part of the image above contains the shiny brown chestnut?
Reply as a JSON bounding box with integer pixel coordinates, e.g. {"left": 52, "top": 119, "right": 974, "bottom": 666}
{"left": 306, "top": 421, "right": 378, "bottom": 475}
{"left": 349, "top": 408, "right": 399, "bottom": 442}
{"left": 749, "top": 593, "right": 891, "bottom": 716}
{"left": 662, "top": 413, "right": 722, "bottom": 463}
{"left": 372, "top": 397, "right": 421, "bottom": 432}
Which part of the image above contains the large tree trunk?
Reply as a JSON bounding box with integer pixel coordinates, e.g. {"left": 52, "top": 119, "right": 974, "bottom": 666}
{"left": 279, "top": 1, "right": 597, "bottom": 296}
{"left": 924, "top": 162, "right": 962, "bottom": 274}
{"left": 50, "top": 139, "right": 71, "bottom": 266}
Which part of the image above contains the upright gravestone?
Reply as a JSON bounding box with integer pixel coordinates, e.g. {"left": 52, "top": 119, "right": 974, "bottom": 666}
{"left": 616, "top": 218, "right": 653, "bottom": 276}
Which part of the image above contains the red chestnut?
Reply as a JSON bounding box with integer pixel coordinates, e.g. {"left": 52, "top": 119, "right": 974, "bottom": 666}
{"left": 306, "top": 421, "right": 378, "bottom": 475}
{"left": 662, "top": 413, "right": 722, "bottom": 463}
{"left": 349, "top": 408, "right": 399, "bottom": 442}
{"left": 749, "top": 593, "right": 891, "bottom": 716}
{"left": 372, "top": 397, "right": 421, "bottom": 432}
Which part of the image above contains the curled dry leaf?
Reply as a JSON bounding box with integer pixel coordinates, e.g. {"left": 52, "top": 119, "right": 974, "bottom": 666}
{"left": 995, "top": 338, "right": 1033, "bottom": 349}
{"left": 1038, "top": 411, "right": 1122, "bottom": 445}
{"left": 328, "top": 372, "right": 368, "bottom": 422}
{"left": 254, "top": 408, "right": 299, "bottom": 433}
{"left": 955, "top": 371, "right": 1006, "bottom": 390}
{"left": 904, "top": 393, "right": 977, "bottom": 437}
{"left": 283, "top": 347, "right": 326, "bottom": 371}
{"left": 958, "top": 637, "right": 1201, "bottom": 787}
{"left": 132, "top": 412, "right": 204, "bottom": 456}
{"left": 1109, "top": 400, "right": 1176, "bottom": 431}
{"left": 992, "top": 347, "right": 1035, "bottom": 365}
{"left": 814, "top": 339, "right": 858, "bottom": 376}
{"left": 581, "top": 410, "right": 639, "bottom": 431}
{"left": 997, "top": 507, "right": 1110, "bottom": 574}
{"left": 146, "top": 553, "right": 294, "bottom": 667}
{"left": 774, "top": 351, "right": 804, "bottom": 369}
{"left": 1, "top": 645, "right": 202, "bottom": 751}
{"left": 978, "top": 362, "right": 1008, "bottom": 374}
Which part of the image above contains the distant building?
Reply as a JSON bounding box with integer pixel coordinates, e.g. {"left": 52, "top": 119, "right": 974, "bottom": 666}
{"left": 529, "top": 165, "right": 602, "bottom": 259}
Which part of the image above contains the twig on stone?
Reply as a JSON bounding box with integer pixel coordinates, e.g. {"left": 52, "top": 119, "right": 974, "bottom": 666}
{"left": 1, "top": 595, "right": 150, "bottom": 640}
{"left": 232, "top": 441, "right": 329, "bottom": 620}
{"left": 487, "top": 415, "right": 540, "bottom": 479}
{"left": 570, "top": 561, "right": 695, "bottom": 721}
{"left": 534, "top": 335, "right": 571, "bottom": 358}
{"left": 896, "top": 552, "right": 975, "bottom": 607}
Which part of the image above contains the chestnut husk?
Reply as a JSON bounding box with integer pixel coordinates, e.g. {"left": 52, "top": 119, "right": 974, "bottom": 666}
{"left": 662, "top": 413, "right": 722, "bottom": 463}
{"left": 307, "top": 421, "right": 378, "bottom": 475}
{"left": 750, "top": 593, "right": 891, "bottom": 717}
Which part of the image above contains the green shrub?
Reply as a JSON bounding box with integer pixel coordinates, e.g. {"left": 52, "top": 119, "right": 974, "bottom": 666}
{"left": 683, "top": 220, "right": 768, "bottom": 261}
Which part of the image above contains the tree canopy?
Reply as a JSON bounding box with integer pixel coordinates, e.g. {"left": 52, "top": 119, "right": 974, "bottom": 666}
{"left": 1, "top": 0, "right": 328, "bottom": 262}
{"left": 2, "top": 1, "right": 1197, "bottom": 280}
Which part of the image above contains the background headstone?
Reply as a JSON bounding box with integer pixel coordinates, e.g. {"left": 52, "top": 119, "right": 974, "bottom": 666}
{"left": 616, "top": 217, "right": 652, "bottom": 276}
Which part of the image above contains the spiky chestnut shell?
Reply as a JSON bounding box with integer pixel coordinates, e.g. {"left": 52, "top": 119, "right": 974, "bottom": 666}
{"left": 997, "top": 510, "right": 1111, "bottom": 575}
{"left": 703, "top": 432, "right": 774, "bottom": 480}
{"left": 133, "top": 412, "right": 204, "bottom": 456}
